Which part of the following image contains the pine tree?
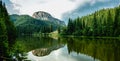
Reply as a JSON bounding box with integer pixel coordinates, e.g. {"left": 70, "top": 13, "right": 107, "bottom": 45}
{"left": 67, "top": 18, "right": 74, "bottom": 34}
{"left": 62, "top": 5, "right": 120, "bottom": 37}
{"left": 0, "top": 0, "right": 8, "bottom": 60}
{"left": 0, "top": 1, "right": 16, "bottom": 60}
{"left": 93, "top": 12, "right": 98, "bottom": 36}
{"left": 2, "top": 3, "right": 16, "bottom": 44}
{"left": 113, "top": 6, "right": 120, "bottom": 36}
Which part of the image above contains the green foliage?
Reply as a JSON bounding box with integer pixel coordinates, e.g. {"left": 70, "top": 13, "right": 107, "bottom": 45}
{"left": 61, "top": 37, "right": 120, "bottom": 61}
{"left": 67, "top": 18, "right": 75, "bottom": 34}
{"left": 10, "top": 14, "right": 63, "bottom": 35}
{"left": 0, "top": 1, "right": 16, "bottom": 60}
{"left": 62, "top": 5, "right": 120, "bottom": 37}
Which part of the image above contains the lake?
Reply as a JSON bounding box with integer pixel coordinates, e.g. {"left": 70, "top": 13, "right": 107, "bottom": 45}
{"left": 14, "top": 36, "right": 120, "bottom": 61}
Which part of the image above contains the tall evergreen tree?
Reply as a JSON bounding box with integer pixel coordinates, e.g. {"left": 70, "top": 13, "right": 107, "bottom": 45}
{"left": 62, "top": 5, "right": 120, "bottom": 37}
{"left": 106, "top": 10, "right": 113, "bottom": 36}
{"left": 0, "top": 0, "right": 16, "bottom": 60}
{"left": 113, "top": 6, "right": 120, "bottom": 36}
{"left": 3, "top": 3, "right": 16, "bottom": 44}
{"left": 67, "top": 18, "right": 74, "bottom": 34}
{"left": 93, "top": 12, "right": 98, "bottom": 36}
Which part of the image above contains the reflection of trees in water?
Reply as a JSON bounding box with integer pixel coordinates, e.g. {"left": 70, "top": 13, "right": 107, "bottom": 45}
{"left": 61, "top": 37, "right": 120, "bottom": 61}
{"left": 15, "top": 36, "right": 64, "bottom": 56}
{"left": 13, "top": 36, "right": 120, "bottom": 61}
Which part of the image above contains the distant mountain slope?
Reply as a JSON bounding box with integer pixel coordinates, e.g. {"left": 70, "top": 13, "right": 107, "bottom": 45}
{"left": 10, "top": 11, "right": 65, "bottom": 34}
{"left": 32, "top": 11, "right": 65, "bottom": 26}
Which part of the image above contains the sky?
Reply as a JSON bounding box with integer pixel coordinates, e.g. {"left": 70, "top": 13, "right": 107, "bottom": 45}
{"left": 62, "top": 0, "right": 120, "bottom": 23}
{"left": 3, "top": 0, "right": 87, "bottom": 19}
{"left": 3, "top": 0, "right": 120, "bottom": 21}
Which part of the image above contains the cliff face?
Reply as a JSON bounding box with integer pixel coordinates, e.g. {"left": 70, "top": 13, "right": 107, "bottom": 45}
{"left": 32, "top": 11, "right": 65, "bottom": 26}
{"left": 32, "top": 11, "right": 52, "bottom": 20}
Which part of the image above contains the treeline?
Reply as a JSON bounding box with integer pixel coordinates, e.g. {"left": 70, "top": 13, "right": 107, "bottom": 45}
{"left": 61, "top": 37, "right": 120, "bottom": 61}
{"left": 14, "top": 15, "right": 54, "bottom": 35}
{"left": 10, "top": 15, "right": 56, "bottom": 35}
{"left": 61, "top": 5, "right": 120, "bottom": 37}
{"left": 17, "top": 23, "right": 53, "bottom": 35}
{"left": 17, "top": 23, "right": 54, "bottom": 34}
{"left": 0, "top": 0, "right": 16, "bottom": 60}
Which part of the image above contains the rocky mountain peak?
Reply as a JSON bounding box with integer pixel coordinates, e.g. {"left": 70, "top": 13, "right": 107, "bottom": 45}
{"left": 32, "top": 11, "right": 66, "bottom": 26}
{"left": 32, "top": 11, "right": 52, "bottom": 20}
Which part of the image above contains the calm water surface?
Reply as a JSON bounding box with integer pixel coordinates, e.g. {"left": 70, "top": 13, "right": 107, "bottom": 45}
{"left": 15, "top": 36, "right": 120, "bottom": 61}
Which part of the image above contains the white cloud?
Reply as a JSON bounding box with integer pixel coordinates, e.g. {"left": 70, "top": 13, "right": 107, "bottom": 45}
{"left": 9, "top": 0, "right": 107, "bottom": 19}
{"left": 2, "top": 0, "right": 20, "bottom": 14}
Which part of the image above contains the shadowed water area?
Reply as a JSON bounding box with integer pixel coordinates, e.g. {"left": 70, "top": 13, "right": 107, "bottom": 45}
{"left": 14, "top": 36, "right": 120, "bottom": 61}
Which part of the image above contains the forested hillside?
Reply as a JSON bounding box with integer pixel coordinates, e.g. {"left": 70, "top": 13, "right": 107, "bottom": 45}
{"left": 62, "top": 5, "right": 120, "bottom": 37}
{"left": 10, "top": 12, "right": 65, "bottom": 35}
{"left": 10, "top": 15, "right": 54, "bottom": 34}
{"left": 0, "top": 0, "right": 16, "bottom": 60}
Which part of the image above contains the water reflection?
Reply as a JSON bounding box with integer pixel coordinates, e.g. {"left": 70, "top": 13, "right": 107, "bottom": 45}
{"left": 28, "top": 45, "right": 99, "bottom": 61}
{"left": 63, "top": 37, "right": 120, "bottom": 61}
{"left": 15, "top": 36, "right": 120, "bottom": 61}
{"left": 15, "top": 36, "right": 64, "bottom": 52}
{"left": 32, "top": 45, "right": 64, "bottom": 57}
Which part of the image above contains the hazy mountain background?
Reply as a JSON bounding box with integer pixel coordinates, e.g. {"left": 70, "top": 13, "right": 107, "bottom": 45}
{"left": 3, "top": 0, "right": 120, "bottom": 25}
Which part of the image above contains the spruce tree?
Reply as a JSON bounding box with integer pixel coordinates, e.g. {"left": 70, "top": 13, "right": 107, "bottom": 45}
{"left": 0, "top": 0, "right": 16, "bottom": 60}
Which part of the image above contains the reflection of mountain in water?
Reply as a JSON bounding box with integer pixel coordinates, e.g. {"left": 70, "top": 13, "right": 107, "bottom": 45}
{"left": 15, "top": 36, "right": 65, "bottom": 53}
{"left": 32, "top": 45, "right": 64, "bottom": 57}
{"left": 16, "top": 36, "right": 120, "bottom": 61}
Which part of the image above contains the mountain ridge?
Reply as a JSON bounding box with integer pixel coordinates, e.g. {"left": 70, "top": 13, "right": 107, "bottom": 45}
{"left": 10, "top": 11, "right": 65, "bottom": 34}
{"left": 32, "top": 11, "right": 65, "bottom": 26}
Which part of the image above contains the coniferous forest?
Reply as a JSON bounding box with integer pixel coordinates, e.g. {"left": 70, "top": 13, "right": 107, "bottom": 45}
{"left": 0, "top": 0, "right": 120, "bottom": 61}
{"left": 0, "top": 1, "right": 16, "bottom": 60}
{"left": 61, "top": 6, "right": 120, "bottom": 37}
